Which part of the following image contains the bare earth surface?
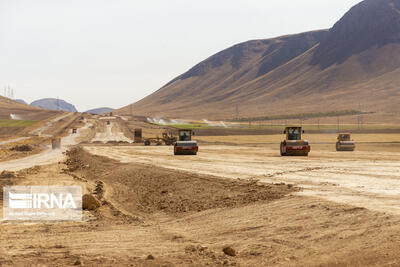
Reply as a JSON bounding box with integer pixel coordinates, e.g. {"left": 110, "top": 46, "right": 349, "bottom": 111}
{"left": 28, "top": 113, "right": 73, "bottom": 137}
{"left": 0, "top": 121, "right": 92, "bottom": 172}
{"left": 91, "top": 120, "right": 133, "bottom": 144}
{"left": 85, "top": 142, "right": 400, "bottom": 215}
{"left": 1, "top": 119, "right": 400, "bottom": 266}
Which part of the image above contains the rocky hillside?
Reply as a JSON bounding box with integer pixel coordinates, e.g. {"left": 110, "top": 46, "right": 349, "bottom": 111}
{"left": 14, "top": 99, "right": 28, "bottom": 105}
{"left": 0, "top": 96, "right": 59, "bottom": 120}
{"left": 117, "top": 0, "right": 400, "bottom": 120}
{"left": 31, "top": 98, "right": 77, "bottom": 112}
{"left": 85, "top": 107, "right": 114, "bottom": 115}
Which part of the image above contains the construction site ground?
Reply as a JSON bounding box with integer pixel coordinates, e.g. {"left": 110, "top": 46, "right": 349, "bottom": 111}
{"left": 1, "top": 117, "right": 400, "bottom": 266}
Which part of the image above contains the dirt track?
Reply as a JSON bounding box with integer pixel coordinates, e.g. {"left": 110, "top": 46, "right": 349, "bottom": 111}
{"left": 0, "top": 122, "right": 92, "bottom": 171}
{"left": 91, "top": 119, "right": 133, "bottom": 143}
{"left": 28, "top": 113, "right": 73, "bottom": 137}
{"left": 85, "top": 144, "right": 400, "bottom": 215}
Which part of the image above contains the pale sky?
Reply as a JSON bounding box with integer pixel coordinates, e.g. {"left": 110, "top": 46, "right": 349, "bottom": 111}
{"left": 0, "top": 0, "right": 362, "bottom": 111}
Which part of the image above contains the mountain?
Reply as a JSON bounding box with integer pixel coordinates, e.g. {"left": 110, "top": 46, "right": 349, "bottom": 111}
{"left": 0, "top": 96, "right": 59, "bottom": 121}
{"left": 31, "top": 98, "right": 78, "bottom": 112}
{"left": 14, "top": 99, "right": 28, "bottom": 105}
{"left": 117, "top": 0, "right": 400, "bottom": 120}
{"left": 85, "top": 107, "right": 114, "bottom": 115}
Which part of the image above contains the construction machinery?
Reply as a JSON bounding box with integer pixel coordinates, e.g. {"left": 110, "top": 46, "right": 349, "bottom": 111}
{"left": 336, "top": 133, "right": 355, "bottom": 151}
{"left": 162, "top": 132, "right": 177, "bottom": 145}
{"left": 144, "top": 131, "right": 177, "bottom": 146}
{"left": 134, "top": 128, "right": 142, "bottom": 143}
{"left": 72, "top": 128, "right": 77, "bottom": 134}
{"left": 280, "top": 126, "right": 310, "bottom": 156}
{"left": 174, "top": 129, "right": 198, "bottom": 155}
{"left": 51, "top": 137, "right": 61, "bottom": 150}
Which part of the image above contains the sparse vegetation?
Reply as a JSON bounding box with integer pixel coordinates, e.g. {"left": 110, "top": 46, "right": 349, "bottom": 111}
{"left": 167, "top": 123, "right": 210, "bottom": 129}
{"left": 147, "top": 121, "right": 214, "bottom": 129}
{"left": 231, "top": 110, "right": 374, "bottom": 122}
{"left": 10, "top": 144, "right": 34, "bottom": 152}
{"left": 0, "top": 119, "right": 37, "bottom": 127}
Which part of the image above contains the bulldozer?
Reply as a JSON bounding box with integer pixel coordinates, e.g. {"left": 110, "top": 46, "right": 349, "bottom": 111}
{"left": 336, "top": 133, "right": 355, "bottom": 151}
{"left": 174, "top": 129, "right": 198, "bottom": 155}
{"left": 280, "top": 126, "right": 310, "bottom": 156}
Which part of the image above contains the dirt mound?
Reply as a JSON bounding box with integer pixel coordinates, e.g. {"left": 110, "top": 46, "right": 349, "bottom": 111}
{"left": 64, "top": 149, "right": 88, "bottom": 172}
{"left": 10, "top": 144, "right": 33, "bottom": 152}
{"left": 223, "top": 246, "right": 236, "bottom": 257}
{"left": 94, "top": 180, "right": 105, "bottom": 199}
{"left": 82, "top": 194, "right": 102, "bottom": 210}
{"left": 18, "top": 165, "right": 41, "bottom": 175}
{"left": 0, "top": 170, "right": 16, "bottom": 178}
{"left": 66, "top": 147, "right": 297, "bottom": 216}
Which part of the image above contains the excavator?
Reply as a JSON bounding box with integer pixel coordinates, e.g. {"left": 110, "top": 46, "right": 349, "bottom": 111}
{"left": 280, "top": 126, "right": 310, "bottom": 156}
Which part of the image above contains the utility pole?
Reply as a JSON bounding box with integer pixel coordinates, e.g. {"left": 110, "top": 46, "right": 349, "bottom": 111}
{"left": 357, "top": 102, "right": 361, "bottom": 130}
{"left": 337, "top": 116, "right": 340, "bottom": 132}
{"left": 235, "top": 105, "right": 239, "bottom": 120}
{"left": 360, "top": 115, "right": 364, "bottom": 130}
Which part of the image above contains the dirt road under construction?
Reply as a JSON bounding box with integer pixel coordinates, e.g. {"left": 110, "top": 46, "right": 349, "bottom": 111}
{"left": 91, "top": 117, "right": 133, "bottom": 143}
{"left": 2, "top": 117, "right": 400, "bottom": 266}
{"left": 85, "top": 144, "right": 400, "bottom": 215}
{"left": 0, "top": 121, "right": 92, "bottom": 172}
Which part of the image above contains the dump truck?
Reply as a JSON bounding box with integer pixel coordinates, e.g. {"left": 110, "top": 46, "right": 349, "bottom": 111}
{"left": 72, "top": 128, "right": 77, "bottom": 134}
{"left": 174, "top": 129, "right": 198, "bottom": 155}
{"left": 336, "top": 133, "right": 355, "bottom": 151}
{"left": 280, "top": 126, "right": 310, "bottom": 156}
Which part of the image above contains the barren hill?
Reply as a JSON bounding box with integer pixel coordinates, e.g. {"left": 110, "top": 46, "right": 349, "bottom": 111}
{"left": 0, "top": 96, "right": 60, "bottom": 121}
{"left": 118, "top": 0, "right": 400, "bottom": 120}
{"left": 85, "top": 107, "right": 114, "bottom": 115}
{"left": 30, "top": 98, "right": 77, "bottom": 113}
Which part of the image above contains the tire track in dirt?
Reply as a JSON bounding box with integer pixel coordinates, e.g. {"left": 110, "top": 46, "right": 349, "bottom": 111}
{"left": 84, "top": 145, "right": 400, "bottom": 215}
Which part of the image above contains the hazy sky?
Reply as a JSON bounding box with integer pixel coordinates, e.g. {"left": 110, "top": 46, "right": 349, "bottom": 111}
{"left": 0, "top": 0, "right": 362, "bottom": 111}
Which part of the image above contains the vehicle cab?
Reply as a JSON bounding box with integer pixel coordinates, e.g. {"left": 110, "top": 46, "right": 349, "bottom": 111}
{"left": 174, "top": 129, "right": 198, "bottom": 155}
